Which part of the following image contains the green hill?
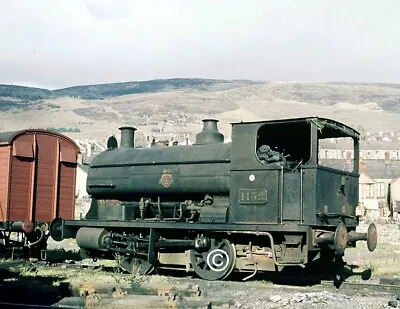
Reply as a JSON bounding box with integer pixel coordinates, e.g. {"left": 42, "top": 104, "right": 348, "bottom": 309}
{"left": 0, "top": 78, "right": 257, "bottom": 104}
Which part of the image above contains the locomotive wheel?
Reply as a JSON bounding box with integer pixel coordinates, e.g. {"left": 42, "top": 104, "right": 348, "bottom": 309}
{"left": 190, "top": 238, "right": 236, "bottom": 280}
{"left": 118, "top": 256, "right": 155, "bottom": 276}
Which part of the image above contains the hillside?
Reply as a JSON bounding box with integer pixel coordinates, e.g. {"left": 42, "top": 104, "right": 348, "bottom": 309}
{"left": 53, "top": 78, "right": 258, "bottom": 99}
{"left": 0, "top": 78, "right": 258, "bottom": 103}
{"left": 1, "top": 79, "right": 400, "bottom": 145}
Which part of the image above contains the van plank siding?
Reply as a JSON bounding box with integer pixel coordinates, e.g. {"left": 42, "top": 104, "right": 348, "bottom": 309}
{"left": 58, "top": 140, "right": 77, "bottom": 219}
{"left": 58, "top": 162, "right": 76, "bottom": 219}
{"left": 0, "top": 130, "right": 79, "bottom": 224}
{"left": 34, "top": 134, "right": 57, "bottom": 222}
{"left": 9, "top": 157, "right": 33, "bottom": 221}
{"left": 0, "top": 146, "right": 11, "bottom": 222}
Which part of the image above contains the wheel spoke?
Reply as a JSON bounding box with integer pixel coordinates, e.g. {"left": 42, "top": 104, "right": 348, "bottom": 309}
{"left": 195, "top": 259, "right": 205, "bottom": 267}
{"left": 216, "top": 241, "right": 225, "bottom": 249}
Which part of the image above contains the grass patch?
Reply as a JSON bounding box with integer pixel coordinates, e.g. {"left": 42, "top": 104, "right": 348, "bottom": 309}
{"left": 346, "top": 241, "right": 400, "bottom": 278}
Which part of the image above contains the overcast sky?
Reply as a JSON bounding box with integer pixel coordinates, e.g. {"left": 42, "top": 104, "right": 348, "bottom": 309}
{"left": 1, "top": 0, "right": 400, "bottom": 89}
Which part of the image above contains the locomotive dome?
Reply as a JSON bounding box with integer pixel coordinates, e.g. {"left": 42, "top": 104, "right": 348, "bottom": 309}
{"left": 195, "top": 119, "right": 224, "bottom": 145}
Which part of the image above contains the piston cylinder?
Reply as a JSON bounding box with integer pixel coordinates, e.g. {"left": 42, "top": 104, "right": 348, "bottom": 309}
{"left": 76, "top": 227, "right": 110, "bottom": 250}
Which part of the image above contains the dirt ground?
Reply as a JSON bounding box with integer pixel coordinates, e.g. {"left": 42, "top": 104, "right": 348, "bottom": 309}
{"left": 2, "top": 221, "right": 400, "bottom": 308}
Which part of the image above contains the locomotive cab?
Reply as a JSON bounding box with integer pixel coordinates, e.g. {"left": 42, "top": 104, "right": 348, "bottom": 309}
{"left": 229, "top": 117, "right": 360, "bottom": 228}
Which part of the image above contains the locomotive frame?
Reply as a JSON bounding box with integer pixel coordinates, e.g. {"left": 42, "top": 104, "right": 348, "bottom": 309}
{"left": 51, "top": 117, "right": 377, "bottom": 280}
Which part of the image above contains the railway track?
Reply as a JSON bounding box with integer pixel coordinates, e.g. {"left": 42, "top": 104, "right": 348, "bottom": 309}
{"left": 0, "top": 259, "right": 228, "bottom": 308}
{"left": 320, "top": 280, "right": 400, "bottom": 293}
{"left": 1, "top": 259, "right": 399, "bottom": 308}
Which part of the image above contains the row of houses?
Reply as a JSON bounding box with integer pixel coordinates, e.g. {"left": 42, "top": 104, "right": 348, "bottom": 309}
{"left": 320, "top": 139, "right": 400, "bottom": 220}
{"left": 358, "top": 160, "right": 400, "bottom": 220}
{"left": 319, "top": 139, "right": 400, "bottom": 161}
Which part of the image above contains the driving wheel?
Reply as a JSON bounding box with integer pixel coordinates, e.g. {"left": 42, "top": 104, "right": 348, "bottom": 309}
{"left": 190, "top": 238, "right": 236, "bottom": 280}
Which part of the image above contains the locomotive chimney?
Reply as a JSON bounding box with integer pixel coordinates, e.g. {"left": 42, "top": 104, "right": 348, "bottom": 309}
{"left": 119, "top": 126, "right": 136, "bottom": 148}
{"left": 195, "top": 119, "right": 224, "bottom": 145}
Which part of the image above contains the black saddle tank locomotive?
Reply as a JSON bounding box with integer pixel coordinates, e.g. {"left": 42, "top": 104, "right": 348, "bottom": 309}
{"left": 51, "top": 117, "right": 377, "bottom": 280}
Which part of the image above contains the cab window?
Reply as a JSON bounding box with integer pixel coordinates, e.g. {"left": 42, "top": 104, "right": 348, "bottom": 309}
{"left": 256, "top": 122, "right": 311, "bottom": 167}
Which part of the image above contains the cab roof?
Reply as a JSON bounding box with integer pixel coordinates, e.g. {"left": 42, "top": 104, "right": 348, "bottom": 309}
{"left": 231, "top": 117, "right": 359, "bottom": 139}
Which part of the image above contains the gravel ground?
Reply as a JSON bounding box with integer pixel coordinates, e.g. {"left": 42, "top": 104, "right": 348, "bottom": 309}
{"left": 187, "top": 279, "right": 398, "bottom": 309}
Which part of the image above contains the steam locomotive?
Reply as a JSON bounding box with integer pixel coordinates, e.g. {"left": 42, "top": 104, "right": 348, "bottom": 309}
{"left": 50, "top": 117, "right": 377, "bottom": 280}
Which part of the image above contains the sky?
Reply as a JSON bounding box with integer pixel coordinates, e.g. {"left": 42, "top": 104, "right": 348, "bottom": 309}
{"left": 1, "top": 0, "right": 400, "bottom": 89}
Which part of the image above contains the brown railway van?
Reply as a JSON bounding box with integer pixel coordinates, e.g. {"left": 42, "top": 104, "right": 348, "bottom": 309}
{"left": 0, "top": 129, "right": 79, "bottom": 257}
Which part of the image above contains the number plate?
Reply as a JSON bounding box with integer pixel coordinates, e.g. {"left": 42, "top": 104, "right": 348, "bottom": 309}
{"left": 239, "top": 189, "right": 268, "bottom": 204}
